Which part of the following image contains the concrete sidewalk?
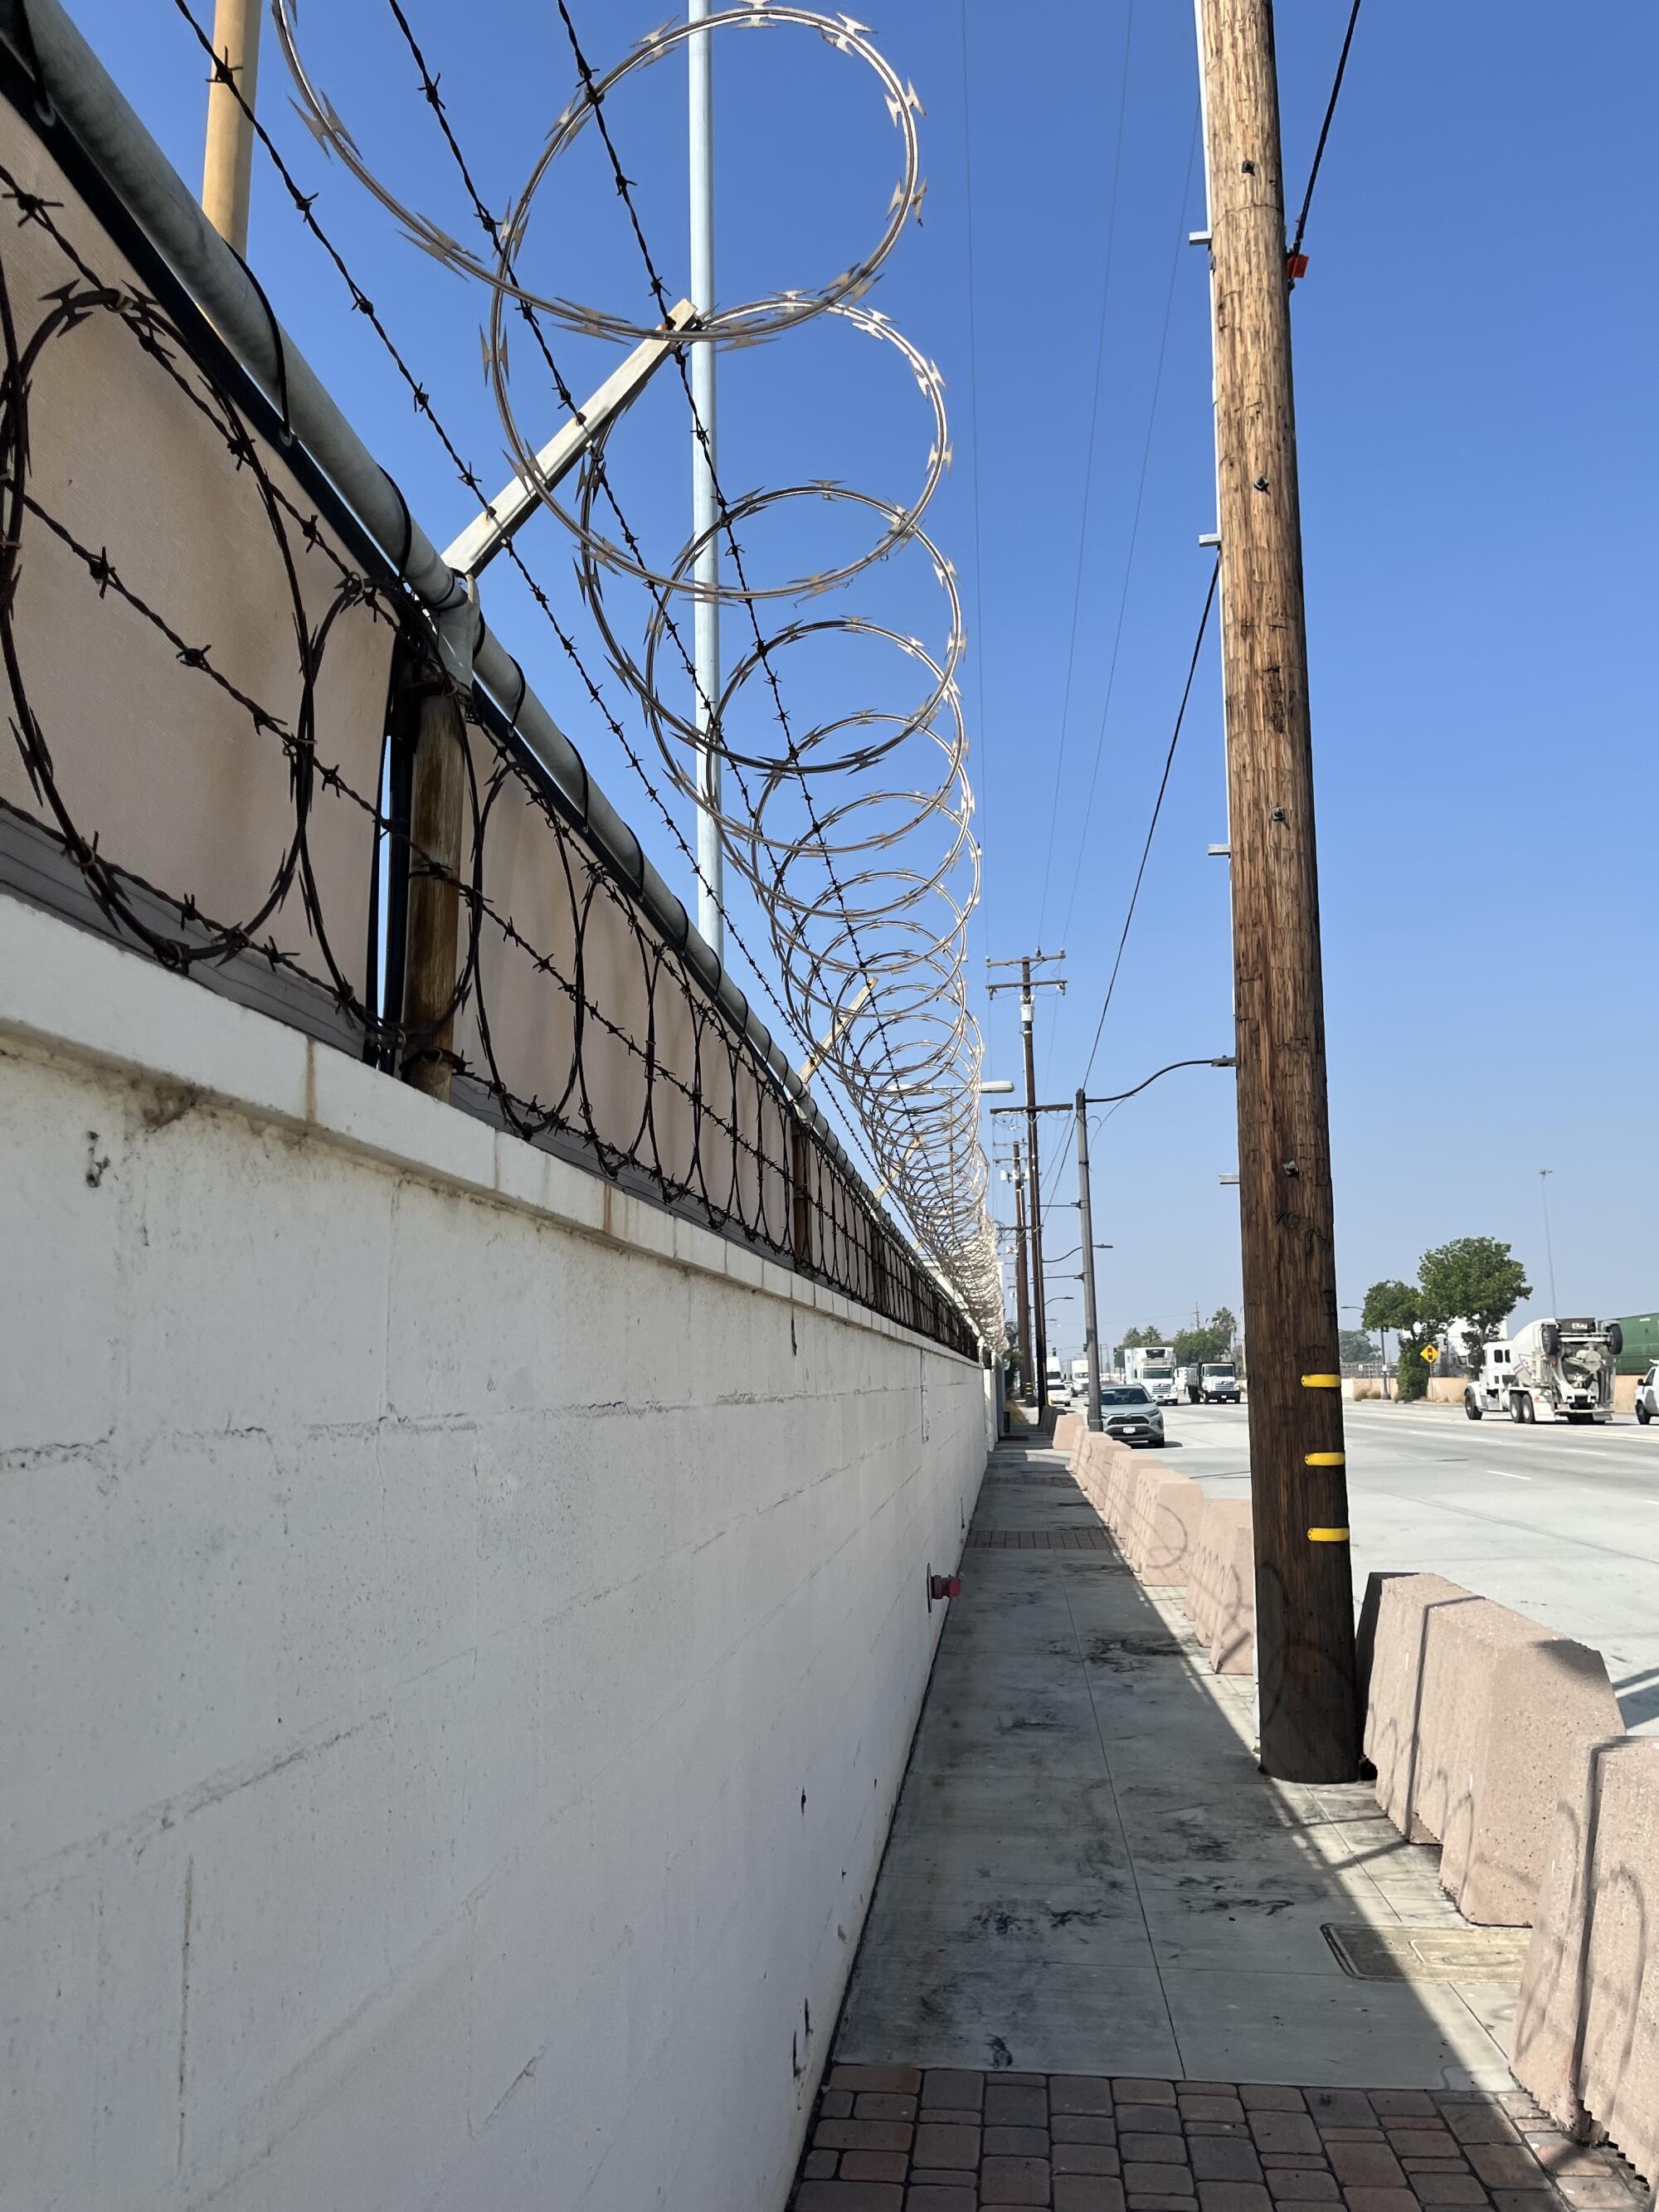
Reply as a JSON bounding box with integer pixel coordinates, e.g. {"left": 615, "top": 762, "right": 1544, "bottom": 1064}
{"left": 790, "top": 1432, "right": 1652, "bottom": 2210}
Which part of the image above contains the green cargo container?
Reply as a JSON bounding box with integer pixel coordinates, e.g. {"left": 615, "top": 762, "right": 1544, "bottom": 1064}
{"left": 1608, "top": 1311, "right": 1659, "bottom": 1376}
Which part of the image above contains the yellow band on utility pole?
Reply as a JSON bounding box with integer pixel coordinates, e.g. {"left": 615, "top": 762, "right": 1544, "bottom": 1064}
{"left": 1304, "top": 1451, "right": 1345, "bottom": 1466}
{"left": 1301, "top": 1373, "right": 1340, "bottom": 1388}
{"left": 1308, "top": 1527, "right": 1350, "bottom": 1543}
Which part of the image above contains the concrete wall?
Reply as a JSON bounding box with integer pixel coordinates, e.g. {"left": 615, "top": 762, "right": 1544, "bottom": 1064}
{"left": 0, "top": 895, "right": 991, "bottom": 2212}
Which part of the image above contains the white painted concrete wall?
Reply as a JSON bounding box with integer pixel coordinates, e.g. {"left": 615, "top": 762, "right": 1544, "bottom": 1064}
{"left": 0, "top": 896, "right": 992, "bottom": 2212}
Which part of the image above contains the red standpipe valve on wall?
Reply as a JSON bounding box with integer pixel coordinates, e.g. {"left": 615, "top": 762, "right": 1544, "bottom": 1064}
{"left": 929, "top": 1574, "right": 961, "bottom": 1602}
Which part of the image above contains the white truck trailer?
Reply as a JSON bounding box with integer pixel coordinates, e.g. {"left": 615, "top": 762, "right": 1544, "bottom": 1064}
{"left": 1464, "top": 1316, "right": 1623, "bottom": 1425}
{"left": 1125, "top": 1344, "right": 1180, "bottom": 1406}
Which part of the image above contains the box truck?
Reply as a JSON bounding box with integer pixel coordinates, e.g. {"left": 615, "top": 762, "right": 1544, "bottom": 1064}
{"left": 1125, "top": 1344, "right": 1180, "bottom": 1406}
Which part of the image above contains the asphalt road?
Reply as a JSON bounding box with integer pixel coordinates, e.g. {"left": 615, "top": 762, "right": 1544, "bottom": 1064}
{"left": 1151, "top": 1398, "right": 1659, "bottom": 1736}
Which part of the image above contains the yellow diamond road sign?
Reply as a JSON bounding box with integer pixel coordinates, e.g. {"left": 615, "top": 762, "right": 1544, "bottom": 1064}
{"left": 1421, "top": 1344, "right": 1439, "bottom": 1364}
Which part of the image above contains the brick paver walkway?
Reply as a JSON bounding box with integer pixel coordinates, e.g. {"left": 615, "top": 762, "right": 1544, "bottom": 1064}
{"left": 966, "top": 1529, "right": 1120, "bottom": 1550}
{"left": 791, "top": 2066, "right": 1650, "bottom": 2212}
{"left": 792, "top": 1431, "right": 1657, "bottom": 2212}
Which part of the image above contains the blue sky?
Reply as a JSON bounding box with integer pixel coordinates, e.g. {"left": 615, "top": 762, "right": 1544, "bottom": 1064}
{"left": 66, "top": 0, "right": 1658, "bottom": 1353}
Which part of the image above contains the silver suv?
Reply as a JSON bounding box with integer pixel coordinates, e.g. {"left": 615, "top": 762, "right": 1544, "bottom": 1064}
{"left": 1099, "top": 1384, "right": 1165, "bottom": 1448}
{"left": 1637, "top": 1364, "right": 1659, "bottom": 1427}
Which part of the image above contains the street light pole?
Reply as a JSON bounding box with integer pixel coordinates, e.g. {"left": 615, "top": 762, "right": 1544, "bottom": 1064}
{"left": 1021, "top": 970, "right": 1048, "bottom": 1412}
{"left": 1539, "top": 1169, "right": 1559, "bottom": 1315}
{"left": 1076, "top": 1089, "right": 1102, "bottom": 1431}
{"left": 688, "top": 0, "right": 723, "bottom": 957}
{"left": 987, "top": 953, "right": 1066, "bottom": 1413}
{"left": 991, "top": 1058, "right": 1236, "bottom": 1427}
{"left": 1012, "top": 1140, "right": 1034, "bottom": 1407}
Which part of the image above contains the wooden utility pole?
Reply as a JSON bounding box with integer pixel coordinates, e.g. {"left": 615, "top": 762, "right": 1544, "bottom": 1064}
{"left": 1197, "top": 0, "right": 1359, "bottom": 1782}
{"left": 986, "top": 953, "right": 1065, "bottom": 1414}
{"left": 398, "top": 667, "right": 469, "bottom": 1102}
{"left": 1075, "top": 1091, "right": 1102, "bottom": 1432}
{"left": 1011, "top": 1140, "right": 1034, "bottom": 1407}
{"left": 201, "top": 0, "right": 261, "bottom": 255}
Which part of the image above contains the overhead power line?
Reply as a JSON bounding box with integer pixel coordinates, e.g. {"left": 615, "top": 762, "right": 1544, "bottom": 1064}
{"left": 1080, "top": 564, "right": 1219, "bottom": 1090}
{"left": 1051, "top": 108, "right": 1200, "bottom": 977}
{"left": 1033, "top": 0, "right": 1136, "bottom": 946}
{"left": 1288, "top": 0, "right": 1362, "bottom": 269}
{"left": 1038, "top": 561, "right": 1218, "bottom": 1212}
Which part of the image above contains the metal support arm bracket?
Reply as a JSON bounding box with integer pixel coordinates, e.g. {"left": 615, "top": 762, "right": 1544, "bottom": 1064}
{"left": 443, "top": 298, "right": 698, "bottom": 581}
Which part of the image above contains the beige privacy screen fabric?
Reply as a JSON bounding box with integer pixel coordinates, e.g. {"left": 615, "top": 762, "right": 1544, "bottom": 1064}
{"left": 450, "top": 746, "right": 791, "bottom": 1243}
{"left": 0, "top": 110, "right": 394, "bottom": 1000}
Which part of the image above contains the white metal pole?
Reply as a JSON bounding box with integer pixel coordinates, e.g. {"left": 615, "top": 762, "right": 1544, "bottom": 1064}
{"left": 688, "top": 0, "right": 723, "bottom": 958}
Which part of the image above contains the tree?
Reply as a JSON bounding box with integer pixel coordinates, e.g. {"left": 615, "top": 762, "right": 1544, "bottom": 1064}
{"left": 1394, "top": 1340, "right": 1433, "bottom": 1400}
{"left": 1362, "top": 1278, "right": 1428, "bottom": 1399}
{"left": 1361, "top": 1280, "right": 1421, "bottom": 1336}
{"left": 1171, "top": 1309, "right": 1240, "bottom": 1367}
{"left": 1338, "top": 1327, "right": 1377, "bottom": 1366}
{"left": 1416, "top": 1237, "right": 1532, "bottom": 1373}
{"left": 1360, "top": 1243, "right": 1531, "bottom": 1400}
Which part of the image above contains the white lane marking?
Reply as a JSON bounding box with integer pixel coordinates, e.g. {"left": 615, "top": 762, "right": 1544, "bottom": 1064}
{"left": 1346, "top": 1417, "right": 1655, "bottom": 1471}
{"left": 1488, "top": 1469, "right": 1531, "bottom": 1481}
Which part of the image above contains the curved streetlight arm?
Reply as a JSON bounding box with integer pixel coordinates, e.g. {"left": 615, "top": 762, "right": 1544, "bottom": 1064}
{"left": 1073, "top": 1053, "right": 1233, "bottom": 1433}
{"left": 1084, "top": 1056, "right": 1236, "bottom": 1107}
{"left": 988, "top": 1056, "right": 1235, "bottom": 1119}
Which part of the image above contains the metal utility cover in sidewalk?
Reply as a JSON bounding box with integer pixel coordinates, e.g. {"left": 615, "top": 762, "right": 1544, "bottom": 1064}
{"left": 1322, "top": 1924, "right": 1530, "bottom": 1982}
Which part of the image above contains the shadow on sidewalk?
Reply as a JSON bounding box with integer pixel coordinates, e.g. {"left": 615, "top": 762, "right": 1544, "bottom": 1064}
{"left": 832, "top": 1429, "right": 1516, "bottom": 2091}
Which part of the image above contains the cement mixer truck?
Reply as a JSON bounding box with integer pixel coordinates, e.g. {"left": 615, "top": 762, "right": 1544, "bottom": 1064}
{"left": 1463, "top": 1316, "right": 1623, "bottom": 1425}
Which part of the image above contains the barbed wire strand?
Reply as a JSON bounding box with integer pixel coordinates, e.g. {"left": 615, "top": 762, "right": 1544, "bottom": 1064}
{"left": 167, "top": 0, "right": 894, "bottom": 1202}
{"left": 0, "top": 177, "right": 970, "bottom": 1348}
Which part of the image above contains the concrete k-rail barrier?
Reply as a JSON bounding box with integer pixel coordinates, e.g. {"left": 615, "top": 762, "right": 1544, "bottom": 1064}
{"left": 1512, "top": 1738, "right": 1659, "bottom": 2188}
{"left": 1071, "top": 1442, "right": 1254, "bottom": 1675}
{"left": 1361, "top": 1574, "right": 1624, "bottom": 1928}
{"left": 1186, "top": 1502, "right": 1256, "bottom": 1675}
{"left": 1053, "top": 1409, "right": 1085, "bottom": 1466}
{"left": 1117, "top": 1457, "right": 1164, "bottom": 1567}
{"left": 1127, "top": 1473, "right": 1206, "bottom": 1587}
{"left": 1073, "top": 1431, "right": 1115, "bottom": 1524}
{"left": 1104, "top": 1443, "right": 1144, "bottom": 1540}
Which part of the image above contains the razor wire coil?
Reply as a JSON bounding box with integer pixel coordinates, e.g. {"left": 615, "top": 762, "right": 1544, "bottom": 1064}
{"left": 270, "top": 0, "right": 1004, "bottom": 1340}
{"left": 0, "top": 165, "right": 974, "bottom": 1357}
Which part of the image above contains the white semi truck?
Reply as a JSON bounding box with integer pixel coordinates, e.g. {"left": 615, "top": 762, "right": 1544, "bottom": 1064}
{"left": 1464, "top": 1316, "right": 1623, "bottom": 1425}
{"left": 1125, "top": 1344, "right": 1180, "bottom": 1406}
